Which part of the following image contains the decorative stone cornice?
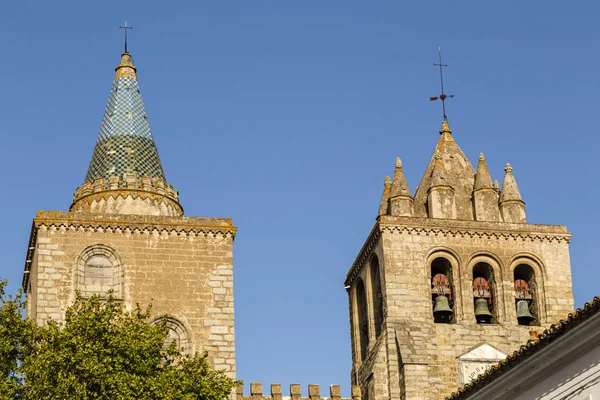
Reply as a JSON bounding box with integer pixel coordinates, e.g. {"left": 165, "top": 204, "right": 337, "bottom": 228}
{"left": 344, "top": 217, "right": 571, "bottom": 287}
{"left": 22, "top": 211, "right": 236, "bottom": 288}
{"left": 380, "top": 225, "right": 570, "bottom": 243}
{"left": 32, "top": 211, "right": 235, "bottom": 236}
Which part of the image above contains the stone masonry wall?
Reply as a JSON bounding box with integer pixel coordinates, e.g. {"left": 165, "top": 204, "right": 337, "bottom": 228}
{"left": 346, "top": 216, "right": 574, "bottom": 400}
{"left": 24, "top": 210, "right": 237, "bottom": 377}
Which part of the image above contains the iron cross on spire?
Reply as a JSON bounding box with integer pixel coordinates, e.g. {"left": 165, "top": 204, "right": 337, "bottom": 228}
{"left": 429, "top": 47, "right": 455, "bottom": 121}
{"left": 119, "top": 22, "right": 133, "bottom": 53}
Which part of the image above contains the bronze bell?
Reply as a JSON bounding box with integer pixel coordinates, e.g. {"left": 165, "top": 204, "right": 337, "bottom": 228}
{"left": 433, "top": 295, "right": 453, "bottom": 322}
{"left": 474, "top": 298, "right": 493, "bottom": 323}
{"left": 516, "top": 300, "right": 534, "bottom": 323}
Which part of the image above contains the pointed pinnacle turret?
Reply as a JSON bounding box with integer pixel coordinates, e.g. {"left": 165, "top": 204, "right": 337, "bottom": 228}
{"left": 500, "top": 163, "right": 523, "bottom": 203}
{"left": 378, "top": 176, "right": 392, "bottom": 216}
{"left": 472, "top": 152, "right": 500, "bottom": 222}
{"left": 427, "top": 152, "right": 456, "bottom": 218}
{"left": 390, "top": 157, "right": 411, "bottom": 198}
{"left": 388, "top": 157, "right": 414, "bottom": 217}
{"left": 499, "top": 163, "right": 526, "bottom": 223}
{"left": 474, "top": 152, "right": 493, "bottom": 191}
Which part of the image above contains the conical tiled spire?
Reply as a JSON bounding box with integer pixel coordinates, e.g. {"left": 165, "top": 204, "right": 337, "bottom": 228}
{"left": 71, "top": 50, "right": 182, "bottom": 216}
{"left": 84, "top": 52, "right": 165, "bottom": 184}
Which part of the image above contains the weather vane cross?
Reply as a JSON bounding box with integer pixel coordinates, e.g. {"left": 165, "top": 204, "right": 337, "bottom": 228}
{"left": 429, "top": 47, "right": 455, "bottom": 121}
{"left": 119, "top": 22, "right": 133, "bottom": 53}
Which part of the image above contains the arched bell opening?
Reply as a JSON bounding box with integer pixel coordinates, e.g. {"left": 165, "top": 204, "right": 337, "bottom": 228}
{"left": 514, "top": 264, "right": 539, "bottom": 326}
{"left": 430, "top": 257, "right": 455, "bottom": 324}
{"left": 356, "top": 279, "right": 369, "bottom": 361}
{"left": 370, "top": 256, "right": 384, "bottom": 338}
{"left": 472, "top": 262, "right": 497, "bottom": 324}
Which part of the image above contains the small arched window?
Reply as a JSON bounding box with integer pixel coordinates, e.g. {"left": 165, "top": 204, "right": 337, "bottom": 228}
{"left": 370, "top": 256, "right": 384, "bottom": 338}
{"left": 153, "top": 316, "right": 190, "bottom": 353}
{"left": 514, "top": 264, "right": 539, "bottom": 326}
{"left": 356, "top": 279, "right": 369, "bottom": 361}
{"left": 431, "top": 257, "right": 454, "bottom": 324}
{"left": 472, "top": 262, "right": 496, "bottom": 324}
{"left": 77, "top": 245, "right": 122, "bottom": 298}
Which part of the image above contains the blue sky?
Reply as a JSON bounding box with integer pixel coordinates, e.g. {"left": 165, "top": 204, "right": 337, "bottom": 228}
{"left": 1, "top": 1, "right": 599, "bottom": 396}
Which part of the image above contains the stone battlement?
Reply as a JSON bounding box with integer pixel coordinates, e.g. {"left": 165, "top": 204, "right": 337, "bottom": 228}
{"left": 73, "top": 173, "right": 179, "bottom": 204}
{"left": 235, "top": 383, "right": 361, "bottom": 400}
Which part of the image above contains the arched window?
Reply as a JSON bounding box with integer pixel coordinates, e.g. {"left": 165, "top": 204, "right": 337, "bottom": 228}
{"left": 431, "top": 257, "right": 454, "bottom": 324}
{"left": 514, "top": 264, "right": 539, "bottom": 326}
{"left": 370, "top": 256, "right": 384, "bottom": 338}
{"left": 77, "top": 245, "right": 122, "bottom": 298}
{"left": 472, "top": 262, "right": 496, "bottom": 324}
{"left": 153, "top": 316, "right": 190, "bottom": 353}
{"left": 356, "top": 279, "right": 369, "bottom": 361}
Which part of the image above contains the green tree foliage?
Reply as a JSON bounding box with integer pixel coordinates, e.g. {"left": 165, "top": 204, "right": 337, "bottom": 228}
{"left": 0, "top": 280, "right": 238, "bottom": 399}
{"left": 0, "top": 280, "right": 32, "bottom": 399}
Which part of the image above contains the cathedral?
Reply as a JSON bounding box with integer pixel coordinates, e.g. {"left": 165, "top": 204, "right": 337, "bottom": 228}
{"left": 22, "top": 46, "right": 575, "bottom": 400}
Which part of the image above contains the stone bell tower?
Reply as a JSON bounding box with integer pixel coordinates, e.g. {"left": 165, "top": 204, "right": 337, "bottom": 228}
{"left": 22, "top": 49, "right": 236, "bottom": 377}
{"left": 345, "top": 120, "right": 574, "bottom": 400}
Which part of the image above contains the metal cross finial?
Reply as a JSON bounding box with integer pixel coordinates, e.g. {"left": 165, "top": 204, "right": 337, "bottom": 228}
{"left": 429, "top": 47, "right": 455, "bottom": 121}
{"left": 119, "top": 22, "right": 133, "bottom": 53}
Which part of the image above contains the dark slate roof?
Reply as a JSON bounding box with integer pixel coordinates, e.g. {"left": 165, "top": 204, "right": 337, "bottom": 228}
{"left": 446, "top": 296, "right": 600, "bottom": 399}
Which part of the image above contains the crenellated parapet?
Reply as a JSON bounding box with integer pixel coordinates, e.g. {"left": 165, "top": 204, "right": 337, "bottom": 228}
{"left": 71, "top": 173, "right": 183, "bottom": 217}
{"left": 235, "top": 383, "right": 361, "bottom": 400}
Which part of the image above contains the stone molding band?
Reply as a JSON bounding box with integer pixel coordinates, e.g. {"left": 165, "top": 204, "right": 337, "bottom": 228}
{"left": 22, "top": 213, "right": 236, "bottom": 288}
{"left": 381, "top": 225, "right": 571, "bottom": 243}
{"left": 32, "top": 220, "right": 236, "bottom": 237}
{"left": 345, "top": 222, "right": 571, "bottom": 286}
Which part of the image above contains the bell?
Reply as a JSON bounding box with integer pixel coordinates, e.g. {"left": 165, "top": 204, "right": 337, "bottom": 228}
{"left": 516, "top": 300, "right": 534, "bottom": 324}
{"left": 433, "top": 295, "right": 453, "bottom": 322}
{"left": 474, "top": 298, "right": 493, "bottom": 323}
